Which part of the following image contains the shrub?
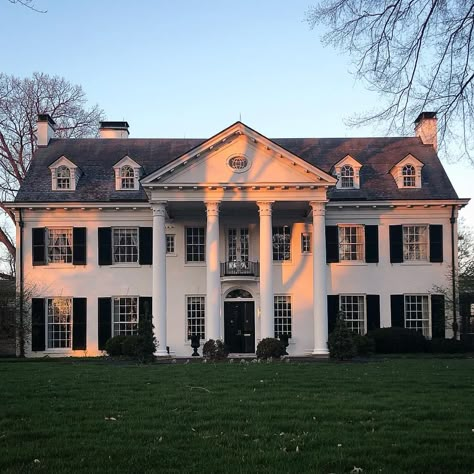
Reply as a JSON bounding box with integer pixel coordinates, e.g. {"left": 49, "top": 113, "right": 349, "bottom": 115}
{"left": 328, "top": 314, "right": 356, "bottom": 360}
{"left": 425, "top": 338, "right": 467, "bottom": 354}
{"left": 256, "top": 338, "right": 285, "bottom": 360}
{"left": 122, "top": 335, "right": 140, "bottom": 357}
{"left": 105, "top": 335, "right": 127, "bottom": 356}
{"left": 367, "top": 327, "right": 426, "bottom": 353}
{"left": 202, "top": 339, "right": 228, "bottom": 360}
{"left": 136, "top": 313, "right": 157, "bottom": 363}
{"left": 353, "top": 334, "right": 375, "bottom": 356}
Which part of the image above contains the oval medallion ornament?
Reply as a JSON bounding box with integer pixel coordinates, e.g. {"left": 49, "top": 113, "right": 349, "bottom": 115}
{"left": 227, "top": 155, "right": 250, "bottom": 173}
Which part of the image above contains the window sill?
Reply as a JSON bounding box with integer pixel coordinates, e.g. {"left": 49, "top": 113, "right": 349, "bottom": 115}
{"left": 37, "top": 264, "right": 77, "bottom": 269}
{"left": 166, "top": 253, "right": 177, "bottom": 257}
{"left": 332, "top": 261, "right": 368, "bottom": 266}
{"left": 109, "top": 263, "right": 142, "bottom": 268}
{"left": 272, "top": 261, "right": 293, "bottom": 266}
{"left": 185, "top": 262, "right": 207, "bottom": 267}
{"left": 399, "top": 261, "right": 432, "bottom": 266}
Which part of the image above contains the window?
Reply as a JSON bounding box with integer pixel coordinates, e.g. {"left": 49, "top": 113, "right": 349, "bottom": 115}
{"left": 273, "top": 226, "right": 291, "bottom": 261}
{"left": 113, "top": 228, "right": 138, "bottom": 263}
{"left": 301, "top": 232, "right": 311, "bottom": 254}
{"left": 402, "top": 164, "right": 416, "bottom": 187}
{"left": 340, "top": 295, "right": 365, "bottom": 334}
{"left": 340, "top": 165, "right": 354, "bottom": 188}
{"left": 166, "top": 234, "right": 175, "bottom": 254}
{"left": 120, "top": 165, "right": 135, "bottom": 189}
{"left": 113, "top": 297, "right": 138, "bottom": 336}
{"left": 404, "top": 295, "right": 430, "bottom": 336}
{"left": 339, "top": 225, "right": 364, "bottom": 261}
{"left": 56, "top": 166, "right": 71, "bottom": 190}
{"left": 403, "top": 225, "right": 428, "bottom": 261}
{"left": 186, "top": 227, "right": 205, "bottom": 262}
{"left": 274, "top": 295, "right": 292, "bottom": 338}
{"left": 186, "top": 296, "right": 205, "bottom": 340}
{"left": 47, "top": 297, "right": 72, "bottom": 349}
{"left": 47, "top": 228, "right": 72, "bottom": 264}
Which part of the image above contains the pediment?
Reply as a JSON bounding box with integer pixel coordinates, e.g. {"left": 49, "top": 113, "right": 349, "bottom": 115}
{"left": 389, "top": 154, "right": 424, "bottom": 173}
{"left": 141, "top": 122, "right": 336, "bottom": 187}
{"left": 113, "top": 155, "right": 141, "bottom": 169}
{"left": 48, "top": 156, "right": 78, "bottom": 170}
{"left": 333, "top": 155, "right": 362, "bottom": 170}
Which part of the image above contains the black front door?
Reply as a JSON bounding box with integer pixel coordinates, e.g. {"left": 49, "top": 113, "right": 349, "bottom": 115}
{"left": 224, "top": 301, "right": 255, "bottom": 353}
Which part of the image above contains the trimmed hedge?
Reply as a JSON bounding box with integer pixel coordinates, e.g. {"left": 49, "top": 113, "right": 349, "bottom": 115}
{"left": 256, "top": 338, "right": 286, "bottom": 359}
{"left": 367, "top": 327, "right": 426, "bottom": 353}
{"left": 202, "top": 339, "right": 228, "bottom": 360}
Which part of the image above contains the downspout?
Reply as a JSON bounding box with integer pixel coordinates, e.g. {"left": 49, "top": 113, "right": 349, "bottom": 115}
{"left": 18, "top": 208, "right": 24, "bottom": 357}
{"left": 450, "top": 205, "right": 457, "bottom": 339}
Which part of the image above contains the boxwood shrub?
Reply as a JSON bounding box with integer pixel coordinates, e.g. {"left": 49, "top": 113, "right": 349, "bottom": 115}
{"left": 256, "top": 338, "right": 286, "bottom": 360}
{"left": 367, "top": 327, "right": 426, "bottom": 353}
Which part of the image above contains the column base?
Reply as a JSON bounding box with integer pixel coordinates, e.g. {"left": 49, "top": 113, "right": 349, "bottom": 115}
{"left": 311, "top": 348, "right": 329, "bottom": 357}
{"left": 155, "top": 350, "right": 170, "bottom": 357}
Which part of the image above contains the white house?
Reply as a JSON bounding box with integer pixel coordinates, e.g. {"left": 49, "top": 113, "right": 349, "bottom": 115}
{"left": 10, "top": 113, "right": 469, "bottom": 357}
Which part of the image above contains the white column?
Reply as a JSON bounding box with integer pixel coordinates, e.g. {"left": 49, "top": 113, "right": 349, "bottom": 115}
{"left": 205, "top": 201, "right": 221, "bottom": 340}
{"left": 310, "top": 201, "right": 329, "bottom": 356}
{"left": 257, "top": 201, "right": 274, "bottom": 339}
{"left": 152, "top": 202, "right": 168, "bottom": 356}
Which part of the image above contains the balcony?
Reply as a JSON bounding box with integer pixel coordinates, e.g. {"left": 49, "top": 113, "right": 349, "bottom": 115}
{"left": 220, "top": 260, "right": 259, "bottom": 277}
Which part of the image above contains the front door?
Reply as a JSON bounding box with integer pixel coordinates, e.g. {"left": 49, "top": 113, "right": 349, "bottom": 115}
{"left": 224, "top": 301, "right": 255, "bottom": 353}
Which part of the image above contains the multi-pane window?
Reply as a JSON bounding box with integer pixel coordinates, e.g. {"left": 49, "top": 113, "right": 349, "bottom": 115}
{"left": 340, "top": 295, "right": 366, "bottom": 334}
{"left": 56, "top": 166, "right": 71, "bottom": 189}
{"left": 113, "top": 228, "right": 138, "bottom": 263}
{"left": 301, "top": 232, "right": 311, "bottom": 254}
{"left": 120, "top": 165, "right": 135, "bottom": 189}
{"left": 403, "top": 225, "right": 428, "bottom": 261}
{"left": 402, "top": 164, "right": 416, "bottom": 187}
{"left": 404, "top": 295, "right": 430, "bottom": 336}
{"left": 273, "top": 226, "right": 291, "bottom": 261}
{"left": 339, "top": 225, "right": 364, "bottom": 261}
{"left": 340, "top": 165, "right": 354, "bottom": 188}
{"left": 186, "top": 227, "right": 205, "bottom": 262}
{"left": 166, "top": 234, "right": 175, "bottom": 254}
{"left": 47, "top": 228, "right": 72, "bottom": 264}
{"left": 47, "top": 298, "right": 72, "bottom": 349}
{"left": 274, "top": 295, "right": 292, "bottom": 338}
{"left": 113, "top": 297, "right": 138, "bottom": 336}
{"left": 186, "top": 296, "right": 205, "bottom": 340}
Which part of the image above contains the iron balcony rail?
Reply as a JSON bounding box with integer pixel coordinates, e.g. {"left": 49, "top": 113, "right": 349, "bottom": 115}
{"left": 220, "top": 260, "right": 259, "bottom": 277}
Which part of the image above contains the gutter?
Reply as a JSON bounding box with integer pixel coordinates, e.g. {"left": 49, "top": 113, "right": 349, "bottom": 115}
{"left": 450, "top": 205, "right": 457, "bottom": 338}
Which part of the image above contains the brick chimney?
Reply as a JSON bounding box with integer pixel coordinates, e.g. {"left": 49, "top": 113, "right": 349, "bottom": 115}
{"left": 37, "top": 114, "right": 56, "bottom": 146}
{"left": 99, "top": 121, "right": 129, "bottom": 138}
{"left": 414, "top": 112, "right": 437, "bottom": 151}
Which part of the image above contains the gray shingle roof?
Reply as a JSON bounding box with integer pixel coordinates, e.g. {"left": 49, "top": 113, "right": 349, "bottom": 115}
{"left": 15, "top": 134, "right": 459, "bottom": 203}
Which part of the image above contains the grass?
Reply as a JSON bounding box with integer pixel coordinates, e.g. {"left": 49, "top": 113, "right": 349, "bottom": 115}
{"left": 1, "top": 358, "right": 474, "bottom": 473}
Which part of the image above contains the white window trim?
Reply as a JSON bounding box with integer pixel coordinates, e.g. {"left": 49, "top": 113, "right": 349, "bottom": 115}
{"left": 301, "top": 232, "right": 312, "bottom": 255}
{"left": 403, "top": 294, "right": 431, "bottom": 338}
{"left": 272, "top": 225, "right": 292, "bottom": 263}
{"left": 166, "top": 234, "right": 177, "bottom": 256}
{"left": 46, "top": 227, "right": 73, "bottom": 266}
{"left": 339, "top": 294, "right": 367, "bottom": 335}
{"left": 185, "top": 226, "right": 206, "bottom": 264}
{"left": 112, "top": 295, "right": 139, "bottom": 337}
{"left": 338, "top": 224, "right": 365, "bottom": 262}
{"left": 334, "top": 155, "right": 362, "bottom": 189}
{"left": 49, "top": 156, "right": 80, "bottom": 191}
{"left": 402, "top": 224, "right": 429, "bottom": 263}
{"left": 185, "top": 294, "right": 206, "bottom": 342}
{"left": 113, "top": 156, "right": 141, "bottom": 191}
{"left": 112, "top": 227, "right": 140, "bottom": 265}
{"left": 274, "top": 294, "right": 293, "bottom": 340}
{"left": 390, "top": 154, "right": 424, "bottom": 189}
{"left": 45, "top": 297, "right": 73, "bottom": 351}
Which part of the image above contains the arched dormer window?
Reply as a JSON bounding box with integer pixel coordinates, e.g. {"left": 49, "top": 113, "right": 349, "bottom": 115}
{"left": 402, "top": 164, "right": 416, "bottom": 187}
{"left": 56, "top": 166, "right": 71, "bottom": 189}
{"left": 120, "top": 165, "right": 135, "bottom": 189}
{"left": 340, "top": 165, "right": 354, "bottom": 188}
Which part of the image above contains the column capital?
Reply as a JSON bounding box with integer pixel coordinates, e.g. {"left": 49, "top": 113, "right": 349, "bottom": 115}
{"left": 151, "top": 201, "right": 167, "bottom": 218}
{"left": 257, "top": 201, "right": 274, "bottom": 216}
{"left": 204, "top": 201, "right": 221, "bottom": 216}
{"left": 309, "top": 201, "right": 326, "bottom": 217}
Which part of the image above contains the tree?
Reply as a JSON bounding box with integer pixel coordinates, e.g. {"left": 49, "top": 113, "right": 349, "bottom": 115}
{"left": 7, "top": 0, "right": 46, "bottom": 13}
{"left": 306, "top": 1, "right": 474, "bottom": 161}
{"left": 0, "top": 73, "right": 104, "bottom": 274}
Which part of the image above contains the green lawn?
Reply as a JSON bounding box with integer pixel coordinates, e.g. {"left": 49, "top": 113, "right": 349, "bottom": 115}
{"left": 1, "top": 358, "right": 474, "bottom": 473}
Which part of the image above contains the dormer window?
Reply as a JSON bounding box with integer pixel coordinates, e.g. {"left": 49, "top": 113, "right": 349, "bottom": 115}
{"left": 334, "top": 155, "right": 362, "bottom": 189}
{"left": 120, "top": 165, "right": 135, "bottom": 189}
{"left": 49, "top": 156, "right": 80, "bottom": 191}
{"left": 390, "top": 154, "right": 424, "bottom": 189}
{"left": 113, "top": 156, "right": 141, "bottom": 191}
{"left": 340, "top": 165, "right": 354, "bottom": 188}
{"left": 402, "top": 164, "right": 416, "bottom": 187}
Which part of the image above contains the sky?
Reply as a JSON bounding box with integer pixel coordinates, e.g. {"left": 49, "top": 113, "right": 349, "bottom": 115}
{"left": 2, "top": 0, "right": 473, "bottom": 225}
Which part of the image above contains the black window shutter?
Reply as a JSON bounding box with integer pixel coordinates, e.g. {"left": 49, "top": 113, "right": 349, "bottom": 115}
{"left": 327, "top": 295, "right": 340, "bottom": 333}
{"left": 389, "top": 225, "right": 403, "bottom": 263}
{"left": 32, "top": 228, "right": 46, "bottom": 266}
{"left": 139, "top": 227, "right": 153, "bottom": 265}
{"left": 98, "top": 228, "right": 112, "bottom": 266}
{"left": 98, "top": 297, "right": 112, "bottom": 350}
{"left": 365, "top": 226, "right": 379, "bottom": 263}
{"left": 72, "top": 298, "right": 87, "bottom": 350}
{"left": 31, "top": 298, "right": 45, "bottom": 351}
{"left": 431, "top": 294, "right": 446, "bottom": 338}
{"left": 390, "top": 295, "right": 405, "bottom": 328}
{"left": 73, "top": 228, "right": 87, "bottom": 265}
{"left": 325, "top": 226, "right": 339, "bottom": 263}
{"left": 139, "top": 297, "right": 153, "bottom": 322}
{"left": 429, "top": 225, "right": 443, "bottom": 263}
{"left": 366, "top": 295, "right": 381, "bottom": 331}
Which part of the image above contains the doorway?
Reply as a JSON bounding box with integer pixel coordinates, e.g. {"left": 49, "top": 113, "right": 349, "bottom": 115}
{"left": 224, "top": 289, "right": 255, "bottom": 353}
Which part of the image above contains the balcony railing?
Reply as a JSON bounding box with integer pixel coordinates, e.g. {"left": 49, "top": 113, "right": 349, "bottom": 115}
{"left": 220, "top": 260, "right": 259, "bottom": 277}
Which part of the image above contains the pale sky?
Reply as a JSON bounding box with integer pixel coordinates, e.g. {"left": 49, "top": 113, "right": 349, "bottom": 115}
{"left": 2, "top": 0, "right": 473, "bottom": 225}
